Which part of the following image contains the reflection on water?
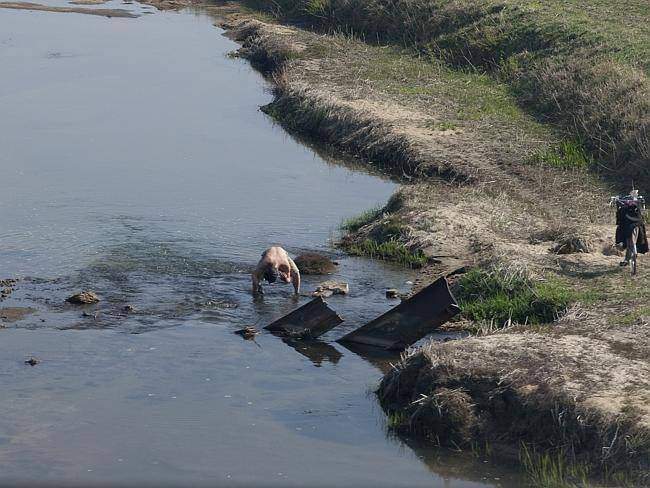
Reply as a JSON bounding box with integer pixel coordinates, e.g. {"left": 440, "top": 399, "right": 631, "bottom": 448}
{"left": 281, "top": 338, "right": 343, "bottom": 367}
{"left": 0, "top": 2, "right": 525, "bottom": 486}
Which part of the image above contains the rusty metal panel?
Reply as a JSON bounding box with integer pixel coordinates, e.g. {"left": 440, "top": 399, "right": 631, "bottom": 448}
{"left": 336, "top": 277, "right": 460, "bottom": 350}
{"left": 264, "top": 296, "right": 344, "bottom": 339}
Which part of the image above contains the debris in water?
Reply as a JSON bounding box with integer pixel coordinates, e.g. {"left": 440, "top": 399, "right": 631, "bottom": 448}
{"left": 123, "top": 304, "right": 136, "bottom": 313}
{"left": 265, "top": 296, "right": 343, "bottom": 339}
{"left": 234, "top": 326, "right": 259, "bottom": 340}
{"left": 0, "top": 278, "right": 17, "bottom": 301}
{"left": 312, "top": 281, "right": 349, "bottom": 298}
{"left": 66, "top": 291, "right": 100, "bottom": 305}
{"left": 337, "top": 277, "right": 460, "bottom": 350}
{"left": 25, "top": 357, "right": 40, "bottom": 366}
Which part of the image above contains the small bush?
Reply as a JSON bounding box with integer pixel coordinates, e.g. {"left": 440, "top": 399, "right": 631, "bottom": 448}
{"left": 456, "top": 265, "right": 573, "bottom": 326}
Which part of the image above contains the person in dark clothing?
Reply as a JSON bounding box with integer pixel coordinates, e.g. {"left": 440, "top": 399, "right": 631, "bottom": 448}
{"left": 613, "top": 191, "right": 648, "bottom": 266}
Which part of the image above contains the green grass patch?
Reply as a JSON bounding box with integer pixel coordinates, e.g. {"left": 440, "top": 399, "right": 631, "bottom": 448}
{"left": 355, "top": 47, "right": 536, "bottom": 126}
{"left": 347, "top": 238, "right": 429, "bottom": 268}
{"left": 534, "top": 141, "right": 593, "bottom": 170}
{"left": 520, "top": 444, "right": 590, "bottom": 488}
{"left": 425, "top": 120, "right": 458, "bottom": 131}
{"left": 456, "top": 266, "right": 574, "bottom": 326}
{"left": 341, "top": 206, "right": 383, "bottom": 232}
{"left": 386, "top": 410, "right": 408, "bottom": 429}
{"left": 341, "top": 207, "right": 427, "bottom": 267}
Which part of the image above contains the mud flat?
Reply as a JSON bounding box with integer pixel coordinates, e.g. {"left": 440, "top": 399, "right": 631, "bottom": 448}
{"left": 0, "top": 1, "right": 138, "bottom": 16}
{"left": 204, "top": 1, "right": 650, "bottom": 484}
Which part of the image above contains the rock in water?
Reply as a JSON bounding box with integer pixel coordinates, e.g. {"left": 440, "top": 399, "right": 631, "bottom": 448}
{"left": 234, "top": 326, "right": 259, "bottom": 340}
{"left": 312, "top": 281, "right": 349, "bottom": 298}
{"left": 294, "top": 253, "right": 337, "bottom": 275}
{"left": 66, "top": 291, "right": 100, "bottom": 305}
{"left": 386, "top": 289, "right": 399, "bottom": 299}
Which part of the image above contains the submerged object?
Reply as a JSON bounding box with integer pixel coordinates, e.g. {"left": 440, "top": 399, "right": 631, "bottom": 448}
{"left": 337, "top": 277, "right": 460, "bottom": 350}
{"left": 312, "top": 281, "right": 349, "bottom": 298}
{"left": 234, "top": 326, "right": 260, "bottom": 340}
{"left": 24, "top": 357, "right": 40, "bottom": 366}
{"left": 264, "top": 297, "right": 343, "bottom": 339}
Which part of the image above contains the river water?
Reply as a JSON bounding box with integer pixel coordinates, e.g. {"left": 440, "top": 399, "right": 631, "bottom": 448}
{"left": 0, "top": 2, "right": 523, "bottom": 486}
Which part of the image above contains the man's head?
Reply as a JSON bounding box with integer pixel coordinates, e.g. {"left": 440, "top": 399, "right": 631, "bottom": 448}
{"left": 263, "top": 266, "right": 280, "bottom": 284}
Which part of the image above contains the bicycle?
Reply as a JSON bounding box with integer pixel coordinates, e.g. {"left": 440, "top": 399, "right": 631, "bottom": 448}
{"left": 610, "top": 191, "right": 646, "bottom": 275}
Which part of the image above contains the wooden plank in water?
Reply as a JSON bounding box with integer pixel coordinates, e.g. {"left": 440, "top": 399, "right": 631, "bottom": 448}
{"left": 336, "top": 277, "right": 460, "bottom": 350}
{"left": 264, "top": 296, "right": 343, "bottom": 339}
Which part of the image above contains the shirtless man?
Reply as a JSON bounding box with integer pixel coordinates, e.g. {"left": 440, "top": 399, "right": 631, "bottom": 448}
{"left": 252, "top": 246, "right": 300, "bottom": 296}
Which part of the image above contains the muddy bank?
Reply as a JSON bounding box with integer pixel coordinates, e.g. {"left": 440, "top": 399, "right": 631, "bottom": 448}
{"left": 0, "top": 1, "right": 138, "bottom": 16}
{"left": 210, "top": 3, "right": 650, "bottom": 483}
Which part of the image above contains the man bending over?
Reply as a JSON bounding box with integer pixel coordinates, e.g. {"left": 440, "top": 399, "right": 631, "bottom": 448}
{"left": 252, "top": 246, "right": 300, "bottom": 296}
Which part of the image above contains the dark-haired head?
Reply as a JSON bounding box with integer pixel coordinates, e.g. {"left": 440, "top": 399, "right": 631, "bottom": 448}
{"left": 263, "top": 267, "right": 279, "bottom": 283}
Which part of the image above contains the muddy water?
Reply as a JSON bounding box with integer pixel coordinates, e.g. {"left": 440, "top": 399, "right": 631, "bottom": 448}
{"left": 0, "top": 3, "right": 522, "bottom": 486}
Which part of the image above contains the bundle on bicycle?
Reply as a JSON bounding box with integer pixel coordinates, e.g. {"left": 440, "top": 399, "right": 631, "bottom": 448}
{"left": 610, "top": 189, "right": 648, "bottom": 275}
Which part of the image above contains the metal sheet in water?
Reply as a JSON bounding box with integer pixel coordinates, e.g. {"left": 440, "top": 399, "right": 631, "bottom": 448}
{"left": 337, "top": 277, "right": 460, "bottom": 350}
{"left": 265, "top": 296, "right": 343, "bottom": 338}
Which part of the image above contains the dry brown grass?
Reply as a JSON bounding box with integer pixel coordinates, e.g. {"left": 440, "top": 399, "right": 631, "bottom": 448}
{"left": 378, "top": 332, "right": 650, "bottom": 482}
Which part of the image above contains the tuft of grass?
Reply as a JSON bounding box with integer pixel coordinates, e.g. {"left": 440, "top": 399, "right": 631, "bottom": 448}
{"left": 533, "top": 141, "right": 593, "bottom": 170}
{"left": 615, "top": 306, "right": 650, "bottom": 327}
{"left": 347, "top": 238, "right": 429, "bottom": 268}
{"left": 386, "top": 410, "right": 408, "bottom": 429}
{"left": 520, "top": 444, "right": 590, "bottom": 488}
{"left": 426, "top": 120, "right": 458, "bottom": 131}
{"left": 456, "top": 265, "right": 574, "bottom": 326}
{"left": 341, "top": 206, "right": 383, "bottom": 232}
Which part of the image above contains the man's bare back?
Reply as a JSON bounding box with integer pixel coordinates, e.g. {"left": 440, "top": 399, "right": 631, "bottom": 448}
{"left": 252, "top": 246, "right": 300, "bottom": 296}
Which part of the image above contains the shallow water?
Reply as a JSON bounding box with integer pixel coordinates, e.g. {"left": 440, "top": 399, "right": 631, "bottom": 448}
{"left": 0, "top": 3, "right": 523, "bottom": 486}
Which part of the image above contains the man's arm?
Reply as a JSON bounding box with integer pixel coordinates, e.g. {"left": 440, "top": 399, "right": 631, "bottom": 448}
{"left": 252, "top": 266, "right": 263, "bottom": 295}
{"left": 288, "top": 256, "right": 300, "bottom": 295}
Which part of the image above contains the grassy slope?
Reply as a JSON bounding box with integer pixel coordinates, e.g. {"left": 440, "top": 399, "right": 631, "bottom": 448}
{"left": 244, "top": 0, "right": 649, "bottom": 181}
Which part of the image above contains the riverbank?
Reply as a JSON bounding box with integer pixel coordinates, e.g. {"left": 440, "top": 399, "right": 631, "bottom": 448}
{"left": 194, "top": 1, "right": 650, "bottom": 484}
